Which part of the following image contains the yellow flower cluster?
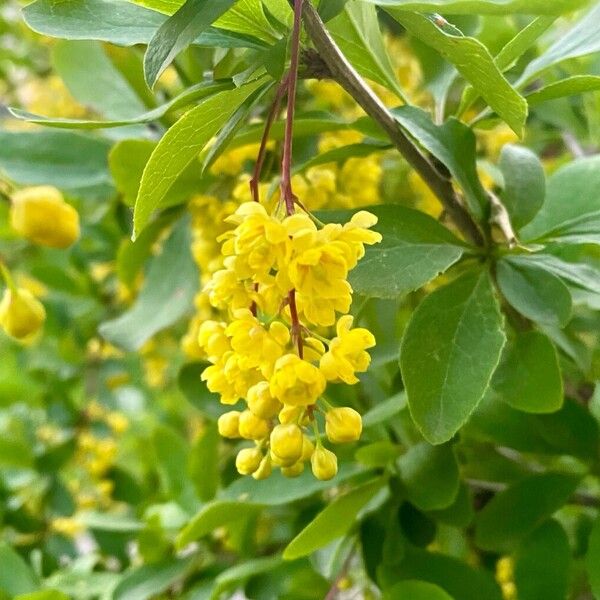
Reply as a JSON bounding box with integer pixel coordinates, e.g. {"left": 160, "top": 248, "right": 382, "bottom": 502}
{"left": 496, "top": 556, "right": 517, "bottom": 600}
{"left": 197, "top": 201, "right": 381, "bottom": 480}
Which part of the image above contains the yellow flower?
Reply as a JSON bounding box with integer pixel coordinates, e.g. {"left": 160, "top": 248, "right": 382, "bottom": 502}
{"left": 105, "top": 412, "right": 129, "bottom": 435}
{"left": 325, "top": 407, "right": 363, "bottom": 443}
{"left": 238, "top": 410, "right": 270, "bottom": 440}
{"left": 311, "top": 446, "right": 338, "bottom": 480}
{"left": 10, "top": 186, "right": 80, "bottom": 248}
{"left": 247, "top": 381, "right": 282, "bottom": 419}
{"left": 320, "top": 315, "right": 376, "bottom": 384}
{"left": 281, "top": 461, "right": 305, "bottom": 478}
{"left": 198, "top": 320, "right": 230, "bottom": 362}
{"left": 0, "top": 287, "right": 46, "bottom": 340}
{"left": 236, "top": 447, "right": 263, "bottom": 475}
{"left": 218, "top": 411, "right": 241, "bottom": 438}
{"left": 252, "top": 455, "right": 273, "bottom": 480}
{"left": 270, "top": 423, "right": 304, "bottom": 466}
{"left": 270, "top": 354, "right": 326, "bottom": 407}
{"left": 205, "top": 268, "right": 254, "bottom": 311}
{"left": 51, "top": 517, "right": 83, "bottom": 538}
{"left": 202, "top": 358, "right": 241, "bottom": 405}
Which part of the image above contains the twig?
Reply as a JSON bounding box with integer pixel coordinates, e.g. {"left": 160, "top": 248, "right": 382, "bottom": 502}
{"left": 295, "top": 1, "right": 484, "bottom": 247}
{"left": 325, "top": 548, "right": 355, "bottom": 600}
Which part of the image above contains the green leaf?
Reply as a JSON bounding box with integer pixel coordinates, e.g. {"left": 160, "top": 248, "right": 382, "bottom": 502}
{"left": 15, "top": 591, "right": 69, "bottom": 600}
{"left": 520, "top": 3, "right": 600, "bottom": 83}
{"left": 177, "top": 501, "right": 262, "bottom": 548}
{"left": 210, "top": 557, "right": 284, "bottom": 600}
{"left": 328, "top": 0, "right": 404, "bottom": 99}
{"left": 384, "top": 11, "right": 527, "bottom": 135}
{"left": 521, "top": 156, "right": 600, "bottom": 245}
{"left": 133, "top": 77, "right": 267, "bottom": 236}
{"left": 53, "top": 40, "right": 146, "bottom": 120}
{"left": 190, "top": 424, "right": 220, "bottom": 501}
{"left": 0, "top": 543, "right": 39, "bottom": 597}
{"left": 333, "top": 204, "right": 467, "bottom": 298}
{"left": 383, "top": 580, "right": 454, "bottom": 600}
{"left": 9, "top": 81, "right": 232, "bottom": 129}
{"left": 214, "top": 0, "right": 279, "bottom": 43}
{"left": 427, "top": 483, "right": 474, "bottom": 527}
{"left": 362, "top": 392, "right": 407, "bottom": 428}
{"left": 0, "top": 437, "right": 34, "bottom": 469}
{"left": 367, "top": 0, "right": 588, "bottom": 14}
{"left": 144, "top": 0, "right": 237, "bottom": 87}
{"left": 177, "top": 362, "right": 224, "bottom": 418}
{"left": 400, "top": 271, "right": 506, "bottom": 444}
{"left": 474, "top": 472, "right": 580, "bottom": 553}
{"left": 514, "top": 520, "right": 570, "bottom": 600}
{"left": 492, "top": 331, "right": 563, "bottom": 414}
{"left": 379, "top": 547, "right": 503, "bottom": 600}
{"left": 498, "top": 145, "right": 545, "bottom": 230}
{"left": 99, "top": 220, "right": 198, "bottom": 350}
{"left": 496, "top": 259, "right": 572, "bottom": 327}
{"left": 392, "top": 105, "right": 488, "bottom": 217}
{"left": 587, "top": 513, "right": 600, "bottom": 598}
{"left": 113, "top": 559, "right": 194, "bottom": 600}
{"left": 0, "top": 130, "right": 113, "bottom": 194}
{"left": 527, "top": 75, "right": 600, "bottom": 106}
{"left": 398, "top": 443, "right": 459, "bottom": 511}
{"left": 283, "top": 478, "right": 385, "bottom": 559}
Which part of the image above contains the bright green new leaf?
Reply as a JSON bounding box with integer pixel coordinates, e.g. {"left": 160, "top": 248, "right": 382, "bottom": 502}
{"left": 210, "top": 557, "right": 284, "bottom": 600}
{"left": 367, "top": 0, "right": 588, "bottom": 15}
{"left": 400, "top": 271, "right": 506, "bottom": 444}
{"left": 392, "top": 105, "right": 488, "bottom": 217}
{"left": 514, "top": 520, "right": 570, "bottom": 600}
{"left": 283, "top": 478, "right": 385, "bottom": 559}
{"left": 384, "top": 11, "right": 527, "bottom": 135}
{"left": 496, "top": 259, "right": 572, "bottom": 328}
{"left": 15, "top": 591, "right": 70, "bottom": 600}
{"left": 133, "top": 77, "right": 267, "bottom": 236}
{"left": 328, "top": 1, "right": 405, "bottom": 100}
{"left": 521, "top": 156, "right": 600, "bottom": 245}
{"left": 498, "top": 144, "right": 545, "bottom": 230}
{"left": 99, "top": 221, "right": 198, "bottom": 350}
{"left": 144, "top": 0, "right": 237, "bottom": 87}
{"left": 474, "top": 472, "right": 580, "bottom": 552}
{"left": 493, "top": 331, "right": 563, "bottom": 414}
{"left": 527, "top": 75, "right": 600, "bottom": 106}
{"left": 340, "top": 204, "right": 467, "bottom": 298}
{"left": 177, "top": 501, "right": 262, "bottom": 548}
{"left": 398, "top": 442, "right": 459, "bottom": 510}
{"left": 587, "top": 514, "right": 600, "bottom": 598}
{"left": 383, "top": 580, "right": 454, "bottom": 600}
{"left": 0, "top": 543, "right": 39, "bottom": 597}
{"left": 215, "top": 0, "right": 280, "bottom": 43}
{"left": 190, "top": 423, "right": 220, "bottom": 501}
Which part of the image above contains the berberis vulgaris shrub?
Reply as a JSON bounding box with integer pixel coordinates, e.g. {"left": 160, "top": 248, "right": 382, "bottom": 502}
{"left": 2, "top": 0, "right": 600, "bottom": 597}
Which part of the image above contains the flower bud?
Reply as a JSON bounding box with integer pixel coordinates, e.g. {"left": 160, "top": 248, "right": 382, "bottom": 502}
{"left": 10, "top": 186, "right": 80, "bottom": 248}
{"left": 0, "top": 287, "right": 46, "bottom": 340}
{"left": 247, "top": 381, "right": 281, "bottom": 419}
{"left": 235, "top": 447, "right": 263, "bottom": 475}
{"left": 278, "top": 405, "right": 304, "bottom": 425}
{"left": 311, "top": 446, "right": 338, "bottom": 481}
{"left": 301, "top": 435, "right": 315, "bottom": 461}
{"left": 252, "top": 455, "right": 272, "bottom": 480}
{"left": 217, "top": 411, "right": 241, "bottom": 439}
{"left": 281, "top": 461, "right": 304, "bottom": 478}
{"left": 238, "top": 410, "right": 270, "bottom": 440}
{"left": 325, "top": 407, "right": 362, "bottom": 443}
{"left": 270, "top": 423, "right": 303, "bottom": 467}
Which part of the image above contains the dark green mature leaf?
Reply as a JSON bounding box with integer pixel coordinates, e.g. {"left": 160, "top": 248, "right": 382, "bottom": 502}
{"left": 190, "top": 423, "right": 220, "bottom": 501}
{"left": 392, "top": 106, "right": 487, "bottom": 217}
{"left": 177, "top": 501, "right": 262, "bottom": 548}
{"left": 383, "top": 580, "right": 454, "bottom": 600}
{"left": 99, "top": 220, "right": 198, "bottom": 350}
{"left": 474, "top": 472, "right": 580, "bottom": 553}
{"left": 337, "top": 204, "right": 466, "bottom": 298}
{"left": 0, "top": 543, "right": 39, "bottom": 597}
{"left": 521, "top": 156, "right": 600, "bottom": 245}
{"left": 384, "top": 12, "right": 527, "bottom": 135}
{"left": 499, "top": 145, "right": 545, "bottom": 230}
{"left": 587, "top": 514, "right": 600, "bottom": 598}
{"left": 9, "top": 81, "right": 232, "bottom": 129}
{"left": 519, "top": 3, "right": 600, "bottom": 83}
{"left": 514, "top": 520, "right": 570, "bottom": 600}
{"left": 493, "top": 331, "right": 563, "bottom": 414}
{"left": 283, "top": 478, "right": 385, "bottom": 559}
{"left": 113, "top": 559, "right": 194, "bottom": 600}
{"left": 398, "top": 443, "right": 459, "bottom": 510}
{"left": 144, "top": 0, "right": 237, "bottom": 87}
{"left": 367, "top": 0, "right": 588, "bottom": 14}
{"left": 400, "top": 271, "right": 506, "bottom": 444}
{"left": 0, "top": 130, "right": 113, "bottom": 193}
{"left": 328, "top": 1, "right": 404, "bottom": 99}
{"left": 379, "top": 548, "right": 503, "bottom": 600}
{"left": 134, "top": 77, "right": 267, "bottom": 236}
{"left": 496, "top": 259, "right": 572, "bottom": 327}
{"left": 178, "top": 362, "right": 224, "bottom": 418}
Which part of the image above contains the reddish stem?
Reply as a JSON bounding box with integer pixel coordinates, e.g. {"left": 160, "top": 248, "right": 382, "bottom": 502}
{"left": 288, "top": 290, "right": 304, "bottom": 359}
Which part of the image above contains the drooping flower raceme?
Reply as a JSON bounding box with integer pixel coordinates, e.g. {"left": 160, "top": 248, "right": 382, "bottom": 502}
{"left": 199, "top": 201, "right": 381, "bottom": 481}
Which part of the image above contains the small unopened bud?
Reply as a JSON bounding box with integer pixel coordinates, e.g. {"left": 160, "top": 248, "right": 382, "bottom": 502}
{"left": 270, "top": 423, "right": 303, "bottom": 466}
{"left": 0, "top": 287, "right": 46, "bottom": 340}
{"left": 325, "top": 407, "right": 362, "bottom": 443}
{"left": 235, "top": 447, "right": 263, "bottom": 475}
{"left": 217, "top": 411, "right": 241, "bottom": 439}
{"left": 311, "top": 446, "right": 338, "bottom": 481}
{"left": 238, "top": 410, "right": 270, "bottom": 440}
